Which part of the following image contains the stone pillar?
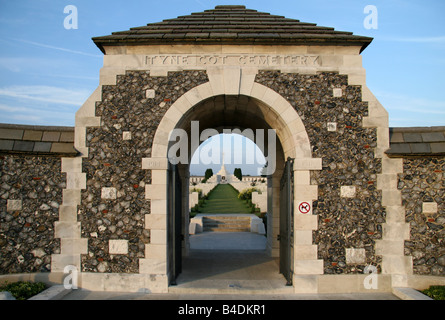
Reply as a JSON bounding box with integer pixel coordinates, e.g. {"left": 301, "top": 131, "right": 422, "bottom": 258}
{"left": 51, "top": 157, "right": 87, "bottom": 274}
{"left": 376, "top": 157, "right": 412, "bottom": 287}
{"left": 292, "top": 158, "right": 323, "bottom": 293}
{"left": 140, "top": 157, "right": 169, "bottom": 292}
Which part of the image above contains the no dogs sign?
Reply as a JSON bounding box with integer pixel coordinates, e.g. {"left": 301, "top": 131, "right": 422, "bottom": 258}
{"left": 298, "top": 202, "right": 311, "bottom": 214}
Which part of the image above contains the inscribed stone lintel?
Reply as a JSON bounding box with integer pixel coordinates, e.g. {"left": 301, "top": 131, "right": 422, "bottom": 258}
{"left": 142, "top": 157, "right": 169, "bottom": 170}
{"left": 293, "top": 158, "right": 322, "bottom": 171}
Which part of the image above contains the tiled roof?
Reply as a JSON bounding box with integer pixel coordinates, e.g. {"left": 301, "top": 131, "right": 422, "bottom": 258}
{"left": 92, "top": 5, "right": 373, "bottom": 53}
{"left": 386, "top": 127, "right": 445, "bottom": 157}
{"left": 0, "top": 123, "right": 78, "bottom": 157}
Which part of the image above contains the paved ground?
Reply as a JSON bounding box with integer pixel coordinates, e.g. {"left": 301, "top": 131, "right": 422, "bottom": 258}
{"left": 60, "top": 232, "right": 400, "bottom": 300}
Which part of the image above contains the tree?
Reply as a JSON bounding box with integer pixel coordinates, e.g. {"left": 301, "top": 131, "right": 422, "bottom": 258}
{"left": 233, "top": 168, "right": 242, "bottom": 181}
{"left": 204, "top": 168, "right": 213, "bottom": 180}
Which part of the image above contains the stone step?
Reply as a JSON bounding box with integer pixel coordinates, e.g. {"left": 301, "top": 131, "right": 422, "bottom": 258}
{"left": 203, "top": 227, "right": 251, "bottom": 232}
{"left": 169, "top": 279, "right": 294, "bottom": 295}
{"left": 202, "top": 216, "right": 251, "bottom": 232}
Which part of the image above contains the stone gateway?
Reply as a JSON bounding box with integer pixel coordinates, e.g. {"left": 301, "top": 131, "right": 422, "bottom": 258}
{"left": 0, "top": 5, "right": 444, "bottom": 295}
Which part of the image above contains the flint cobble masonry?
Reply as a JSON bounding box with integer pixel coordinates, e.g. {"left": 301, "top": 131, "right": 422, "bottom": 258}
{"left": 400, "top": 158, "right": 445, "bottom": 275}
{"left": 0, "top": 155, "right": 63, "bottom": 273}
{"left": 80, "top": 70, "right": 209, "bottom": 273}
{"left": 255, "top": 70, "right": 384, "bottom": 274}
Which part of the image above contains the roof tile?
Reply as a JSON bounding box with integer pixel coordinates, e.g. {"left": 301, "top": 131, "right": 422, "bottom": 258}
{"left": 92, "top": 5, "right": 372, "bottom": 53}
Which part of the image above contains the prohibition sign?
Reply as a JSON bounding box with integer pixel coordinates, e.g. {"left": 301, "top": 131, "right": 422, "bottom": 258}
{"left": 298, "top": 202, "right": 311, "bottom": 214}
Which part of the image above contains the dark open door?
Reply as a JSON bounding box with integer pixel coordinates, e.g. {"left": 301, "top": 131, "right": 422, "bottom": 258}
{"left": 279, "top": 157, "right": 294, "bottom": 286}
{"left": 167, "top": 163, "right": 182, "bottom": 285}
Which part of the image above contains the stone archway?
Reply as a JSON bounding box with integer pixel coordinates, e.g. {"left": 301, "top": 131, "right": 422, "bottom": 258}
{"left": 141, "top": 68, "right": 323, "bottom": 290}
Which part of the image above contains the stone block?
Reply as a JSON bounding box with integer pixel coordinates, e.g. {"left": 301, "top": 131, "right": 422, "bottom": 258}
{"left": 382, "top": 158, "right": 403, "bottom": 173}
{"left": 23, "top": 130, "right": 43, "bottom": 141}
{"left": 150, "top": 230, "right": 167, "bottom": 244}
{"left": 109, "top": 240, "right": 128, "bottom": 254}
{"left": 59, "top": 131, "right": 74, "bottom": 142}
{"left": 101, "top": 187, "right": 117, "bottom": 200}
{"left": 294, "top": 230, "right": 313, "bottom": 245}
{"left": 54, "top": 221, "right": 81, "bottom": 239}
{"left": 293, "top": 185, "right": 318, "bottom": 200}
{"left": 7, "top": 199, "right": 22, "bottom": 211}
{"left": 145, "top": 214, "right": 166, "bottom": 230}
{"left": 293, "top": 275, "right": 318, "bottom": 293}
{"left": 150, "top": 200, "right": 167, "bottom": 215}
{"left": 431, "top": 142, "right": 445, "bottom": 154}
{"left": 421, "top": 132, "right": 444, "bottom": 142}
{"left": 13, "top": 140, "right": 34, "bottom": 152}
{"left": 0, "top": 139, "right": 14, "bottom": 151}
{"left": 346, "top": 248, "right": 366, "bottom": 264}
{"left": 141, "top": 157, "right": 169, "bottom": 170}
{"left": 42, "top": 131, "right": 60, "bottom": 142}
{"left": 59, "top": 205, "right": 78, "bottom": 222}
{"left": 146, "top": 89, "right": 155, "bottom": 98}
{"left": 293, "top": 158, "right": 322, "bottom": 171}
{"left": 294, "top": 259, "right": 324, "bottom": 275}
{"left": 61, "top": 238, "right": 88, "bottom": 255}
{"left": 389, "top": 132, "right": 404, "bottom": 143}
{"left": 63, "top": 189, "right": 81, "bottom": 206}
{"left": 422, "top": 202, "right": 438, "bottom": 214}
{"left": 294, "top": 245, "right": 318, "bottom": 260}
{"left": 377, "top": 173, "right": 398, "bottom": 190}
{"left": 145, "top": 244, "right": 167, "bottom": 260}
{"left": 381, "top": 191, "right": 401, "bottom": 206}
{"left": 403, "top": 133, "right": 422, "bottom": 143}
{"left": 375, "top": 240, "right": 405, "bottom": 256}
{"left": 327, "top": 122, "right": 337, "bottom": 132}
{"left": 62, "top": 157, "right": 82, "bottom": 173}
{"left": 51, "top": 254, "right": 81, "bottom": 272}
{"left": 139, "top": 258, "right": 166, "bottom": 275}
{"left": 382, "top": 223, "right": 410, "bottom": 240}
{"left": 122, "top": 131, "right": 132, "bottom": 140}
{"left": 50, "top": 143, "right": 76, "bottom": 154}
{"left": 145, "top": 184, "right": 167, "bottom": 200}
{"left": 294, "top": 213, "right": 317, "bottom": 230}
{"left": 0, "top": 128, "right": 23, "bottom": 140}
{"left": 341, "top": 186, "right": 356, "bottom": 198}
{"left": 410, "top": 143, "right": 431, "bottom": 154}
{"left": 332, "top": 88, "right": 342, "bottom": 97}
{"left": 33, "top": 142, "right": 51, "bottom": 152}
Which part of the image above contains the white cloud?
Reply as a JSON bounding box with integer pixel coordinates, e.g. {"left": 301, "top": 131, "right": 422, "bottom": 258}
{"left": 0, "top": 85, "right": 90, "bottom": 106}
{"left": 15, "top": 39, "right": 102, "bottom": 58}
{"left": 379, "top": 36, "right": 445, "bottom": 44}
{"left": 373, "top": 90, "right": 445, "bottom": 127}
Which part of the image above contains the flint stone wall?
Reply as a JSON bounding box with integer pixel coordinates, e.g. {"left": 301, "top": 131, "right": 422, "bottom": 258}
{"left": 400, "top": 157, "right": 445, "bottom": 275}
{"left": 80, "top": 70, "right": 209, "bottom": 273}
{"left": 0, "top": 155, "right": 64, "bottom": 273}
{"left": 255, "top": 70, "right": 384, "bottom": 274}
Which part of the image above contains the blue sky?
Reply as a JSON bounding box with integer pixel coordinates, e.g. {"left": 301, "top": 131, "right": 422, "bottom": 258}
{"left": 0, "top": 1, "right": 444, "bottom": 174}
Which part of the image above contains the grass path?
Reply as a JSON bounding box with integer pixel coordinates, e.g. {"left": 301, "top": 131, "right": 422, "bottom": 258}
{"left": 199, "top": 184, "right": 252, "bottom": 214}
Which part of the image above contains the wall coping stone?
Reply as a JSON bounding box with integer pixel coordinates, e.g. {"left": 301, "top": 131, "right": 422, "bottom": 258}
{"left": 0, "top": 123, "right": 78, "bottom": 157}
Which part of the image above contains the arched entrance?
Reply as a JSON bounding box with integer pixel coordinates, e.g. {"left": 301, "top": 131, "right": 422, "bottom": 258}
{"left": 147, "top": 72, "right": 323, "bottom": 290}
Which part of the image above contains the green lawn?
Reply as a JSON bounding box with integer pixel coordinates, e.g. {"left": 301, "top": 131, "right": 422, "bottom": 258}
{"left": 199, "top": 184, "right": 252, "bottom": 214}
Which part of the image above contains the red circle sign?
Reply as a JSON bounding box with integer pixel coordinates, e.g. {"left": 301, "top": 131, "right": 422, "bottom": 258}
{"left": 299, "top": 202, "right": 311, "bottom": 214}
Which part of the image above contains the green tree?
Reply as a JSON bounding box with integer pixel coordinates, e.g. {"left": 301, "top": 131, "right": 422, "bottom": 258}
{"left": 233, "top": 168, "right": 242, "bottom": 180}
{"left": 204, "top": 168, "right": 213, "bottom": 180}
